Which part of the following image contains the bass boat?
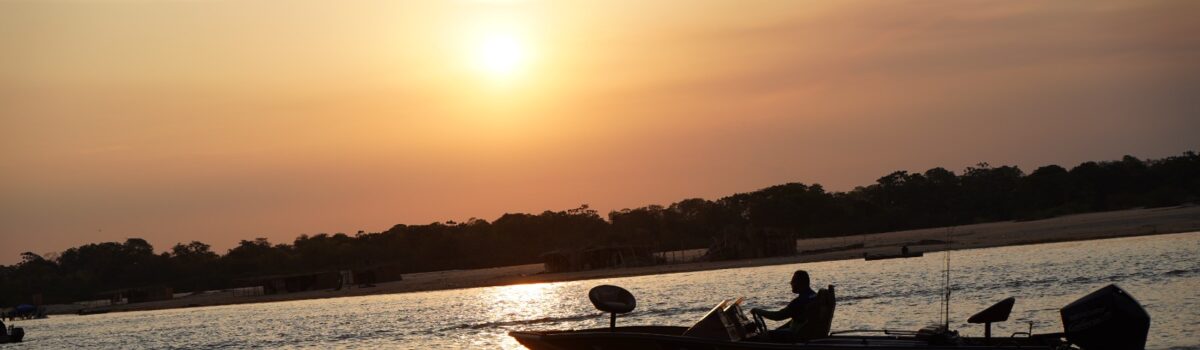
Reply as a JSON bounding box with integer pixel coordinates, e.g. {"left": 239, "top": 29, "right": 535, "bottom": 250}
{"left": 510, "top": 284, "right": 1149, "bottom": 350}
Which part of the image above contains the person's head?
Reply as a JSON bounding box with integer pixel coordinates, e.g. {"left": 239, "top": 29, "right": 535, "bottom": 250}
{"left": 790, "top": 270, "right": 811, "bottom": 293}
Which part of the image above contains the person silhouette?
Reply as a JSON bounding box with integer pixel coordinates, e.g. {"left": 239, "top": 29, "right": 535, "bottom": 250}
{"left": 750, "top": 270, "right": 817, "bottom": 342}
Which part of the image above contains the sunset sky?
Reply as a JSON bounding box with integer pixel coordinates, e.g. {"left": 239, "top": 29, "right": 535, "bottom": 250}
{"left": 2, "top": 0, "right": 1198, "bottom": 264}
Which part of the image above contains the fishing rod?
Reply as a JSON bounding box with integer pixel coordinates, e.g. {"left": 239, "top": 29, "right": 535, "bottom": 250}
{"left": 942, "top": 227, "right": 953, "bottom": 330}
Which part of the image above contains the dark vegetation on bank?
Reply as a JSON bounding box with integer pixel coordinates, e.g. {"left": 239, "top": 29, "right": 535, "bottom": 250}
{"left": 2, "top": 152, "right": 1198, "bottom": 306}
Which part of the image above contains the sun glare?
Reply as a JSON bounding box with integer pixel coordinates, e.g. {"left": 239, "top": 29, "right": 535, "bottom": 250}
{"left": 473, "top": 34, "right": 526, "bottom": 79}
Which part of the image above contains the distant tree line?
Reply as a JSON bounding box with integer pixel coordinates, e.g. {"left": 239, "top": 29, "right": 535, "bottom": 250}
{"left": 2, "top": 152, "right": 1197, "bottom": 306}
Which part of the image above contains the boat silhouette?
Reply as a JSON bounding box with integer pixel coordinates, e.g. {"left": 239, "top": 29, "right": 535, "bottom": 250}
{"left": 510, "top": 284, "right": 1149, "bottom": 350}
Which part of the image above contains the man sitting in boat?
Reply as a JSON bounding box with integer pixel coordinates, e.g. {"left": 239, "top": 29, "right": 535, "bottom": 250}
{"left": 750, "top": 270, "right": 817, "bottom": 342}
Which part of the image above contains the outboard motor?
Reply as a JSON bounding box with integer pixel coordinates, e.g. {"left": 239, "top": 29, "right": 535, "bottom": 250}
{"left": 1060, "top": 284, "right": 1149, "bottom": 350}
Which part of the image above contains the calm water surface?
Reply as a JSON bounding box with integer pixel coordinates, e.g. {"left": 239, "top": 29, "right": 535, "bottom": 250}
{"left": 6, "top": 232, "right": 1198, "bottom": 349}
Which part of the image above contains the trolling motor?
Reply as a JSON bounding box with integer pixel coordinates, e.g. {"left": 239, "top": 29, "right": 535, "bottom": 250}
{"left": 588, "top": 285, "right": 636, "bottom": 331}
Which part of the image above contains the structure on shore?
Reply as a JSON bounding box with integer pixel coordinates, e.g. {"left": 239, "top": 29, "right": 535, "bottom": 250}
{"left": 704, "top": 227, "right": 797, "bottom": 261}
{"left": 541, "top": 245, "right": 655, "bottom": 273}
{"left": 236, "top": 265, "right": 404, "bottom": 295}
{"left": 97, "top": 286, "right": 174, "bottom": 304}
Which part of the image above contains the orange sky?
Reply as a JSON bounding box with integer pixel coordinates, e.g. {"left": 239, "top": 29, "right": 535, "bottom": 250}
{"left": 2, "top": 0, "right": 1198, "bottom": 264}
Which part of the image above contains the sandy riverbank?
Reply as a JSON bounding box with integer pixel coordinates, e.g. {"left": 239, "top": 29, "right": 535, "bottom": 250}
{"left": 47, "top": 205, "right": 1200, "bottom": 315}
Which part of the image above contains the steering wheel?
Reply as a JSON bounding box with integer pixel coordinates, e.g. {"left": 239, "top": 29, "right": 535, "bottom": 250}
{"left": 752, "top": 312, "right": 769, "bottom": 336}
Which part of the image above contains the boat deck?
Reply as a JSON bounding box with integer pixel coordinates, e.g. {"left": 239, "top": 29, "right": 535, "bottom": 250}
{"left": 512, "top": 326, "right": 1067, "bottom": 350}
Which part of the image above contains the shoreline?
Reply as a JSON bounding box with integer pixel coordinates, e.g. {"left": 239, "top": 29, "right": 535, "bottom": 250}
{"left": 42, "top": 205, "right": 1200, "bottom": 316}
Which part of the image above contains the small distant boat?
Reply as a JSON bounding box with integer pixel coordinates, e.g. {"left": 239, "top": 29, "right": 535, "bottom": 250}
{"left": 511, "top": 284, "right": 1151, "bottom": 350}
{"left": 863, "top": 251, "right": 924, "bottom": 260}
{"left": 864, "top": 246, "right": 923, "bottom": 261}
{"left": 77, "top": 308, "right": 112, "bottom": 316}
{"left": 0, "top": 325, "right": 25, "bottom": 344}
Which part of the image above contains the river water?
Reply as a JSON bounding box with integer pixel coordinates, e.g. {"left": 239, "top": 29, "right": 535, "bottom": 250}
{"left": 5, "top": 232, "right": 1198, "bottom": 349}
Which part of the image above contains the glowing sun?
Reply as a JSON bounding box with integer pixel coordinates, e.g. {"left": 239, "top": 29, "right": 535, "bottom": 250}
{"left": 472, "top": 34, "right": 526, "bottom": 78}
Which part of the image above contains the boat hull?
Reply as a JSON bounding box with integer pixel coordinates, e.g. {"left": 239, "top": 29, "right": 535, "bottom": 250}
{"left": 511, "top": 327, "right": 1066, "bottom": 350}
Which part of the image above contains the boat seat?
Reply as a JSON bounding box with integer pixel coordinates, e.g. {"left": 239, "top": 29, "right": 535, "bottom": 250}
{"left": 796, "top": 285, "right": 836, "bottom": 341}
{"left": 968, "top": 297, "right": 1014, "bottom": 340}
{"left": 589, "top": 285, "right": 636, "bottom": 314}
{"left": 968, "top": 297, "right": 1014, "bottom": 324}
{"left": 589, "top": 285, "right": 636, "bottom": 330}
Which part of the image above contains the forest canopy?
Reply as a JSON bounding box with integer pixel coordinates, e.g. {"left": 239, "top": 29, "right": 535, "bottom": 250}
{"left": 3, "top": 152, "right": 1198, "bottom": 305}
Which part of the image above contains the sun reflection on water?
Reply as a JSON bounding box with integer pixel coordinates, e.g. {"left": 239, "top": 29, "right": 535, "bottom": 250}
{"left": 485, "top": 283, "right": 561, "bottom": 350}
{"left": 491, "top": 283, "right": 554, "bottom": 304}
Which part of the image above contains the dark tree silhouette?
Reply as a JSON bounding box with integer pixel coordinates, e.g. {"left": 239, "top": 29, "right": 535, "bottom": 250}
{"left": 2, "top": 152, "right": 1198, "bottom": 306}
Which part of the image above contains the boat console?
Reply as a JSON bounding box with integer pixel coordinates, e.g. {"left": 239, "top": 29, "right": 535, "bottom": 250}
{"left": 681, "top": 285, "right": 837, "bottom": 343}
{"left": 682, "top": 297, "right": 762, "bottom": 341}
